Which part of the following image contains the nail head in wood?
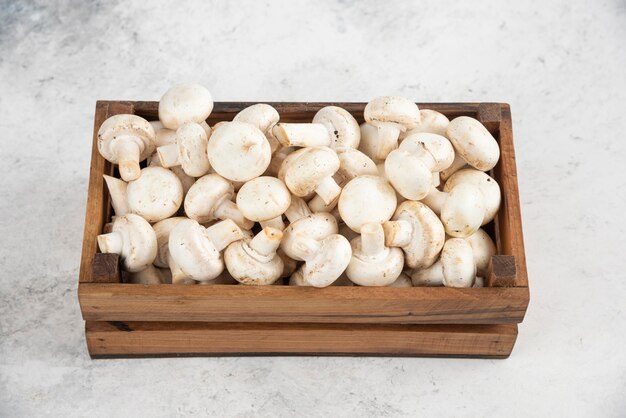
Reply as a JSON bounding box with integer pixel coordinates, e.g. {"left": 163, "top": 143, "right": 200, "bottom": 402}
{"left": 91, "top": 253, "right": 122, "bottom": 283}
{"left": 477, "top": 103, "right": 502, "bottom": 135}
{"left": 486, "top": 255, "right": 517, "bottom": 287}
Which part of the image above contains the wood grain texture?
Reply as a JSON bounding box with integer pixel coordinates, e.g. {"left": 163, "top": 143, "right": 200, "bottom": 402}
{"left": 476, "top": 102, "right": 502, "bottom": 135}
{"left": 91, "top": 253, "right": 121, "bottom": 283}
{"left": 79, "top": 283, "right": 528, "bottom": 324}
{"left": 85, "top": 321, "right": 518, "bottom": 358}
{"left": 486, "top": 255, "right": 517, "bottom": 287}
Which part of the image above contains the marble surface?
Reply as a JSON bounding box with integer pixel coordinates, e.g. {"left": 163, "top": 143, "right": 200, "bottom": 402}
{"left": 1, "top": 0, "right": 625, "bottom": 416}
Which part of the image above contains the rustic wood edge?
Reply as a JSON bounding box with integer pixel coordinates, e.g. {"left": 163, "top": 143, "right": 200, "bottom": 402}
{"left": 85, "top": 321, "right": 518, "bottom": 359}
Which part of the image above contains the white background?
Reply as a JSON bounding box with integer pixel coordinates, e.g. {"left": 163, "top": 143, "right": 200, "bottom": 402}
{"left": 1, "top": 1, "right": 625, "bottom": 416}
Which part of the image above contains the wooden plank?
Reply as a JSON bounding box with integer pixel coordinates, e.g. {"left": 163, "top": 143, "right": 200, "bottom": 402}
{"left": 486, "top": 255, "right": 517, "bottom": 287}
{"left": 91, "top": 253, "right": 121, "bottom": 283}
{"left": 78, "top": 283, "right": 529, "bottom": 324}
{"left": 85, "top": 321, "right": 518, "bottom": 358}
{"left": 476, "top": 102, "right": 502, "bottom": 135}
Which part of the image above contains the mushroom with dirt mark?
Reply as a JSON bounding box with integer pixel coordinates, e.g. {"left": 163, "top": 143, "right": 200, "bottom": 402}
{"left": 446, "top": 116, "right": 500, "bottom": 171}
{"left": 280, "top": 146, "right": 342, "bottom": 205}
{"left": 411, "top": 238, "right": 476, "bottom": 288}
{"left": 97, "top": 214, "right": 157, "bottom": 272}
{"left": 184, "top": 173, "right": 254, "bottom": 230}
{"left": 168, "top": 218, "right": 246, "bottom": 284}
{"left": 233, "top": 104, "right": 281, "bottom": 154}
{"left": 346, "top": 222, "right": 404, "bottom": 286}
{"left": 272, "top": 123, "right": 330, "bottom": 148}
{"left": 126, "top": 167, "right": 183, "bottom": 223}
{"left": 312, "top": 106, "right": 360, "bottom": 150}
{"left": 236, "top": 176, "right": 291, "bottom": 230}
{"left": 385, "top": 132, "right": 455, "bottom": 200}
{"left": 443, "top": 168, "right": 501, "bottom": 225}
{"left": 207, "top": 121, "right": 272, "bottom": 182}
{"left": 225, "top": 227, "right": 285, "bottom": 285}
{"left": 338, "top": 175, "right": 397, "bottom": 233}
{"left": 361, "top": 96, "right": 421, "bottom": 160}
{"left": 382, "top": 200, "right": 445, "bottom": 269}
{"left": 440, "top": 183, "right": 486, "bottom": 238}
{"left": 97, "top": 114, "right": 156, "bottom": 181}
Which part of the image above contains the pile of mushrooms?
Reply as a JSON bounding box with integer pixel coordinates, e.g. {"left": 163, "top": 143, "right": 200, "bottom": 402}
{"left": 97, "top": 83, "right": 501, "bottom": 288}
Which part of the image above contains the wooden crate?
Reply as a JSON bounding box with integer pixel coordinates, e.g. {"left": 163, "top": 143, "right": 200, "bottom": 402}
{"left": 78, "top": 101, "right": 529, "bottom": 358}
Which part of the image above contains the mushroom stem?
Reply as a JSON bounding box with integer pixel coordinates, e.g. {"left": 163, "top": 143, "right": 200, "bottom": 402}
{"left": 103, "top": 175, "right": 129, "bottom": 216}
{"left": 382, "top": 220, "right": 413, "bottom": 247}
{"left": 421, "top": 187, "right": 448, "bottom": 215}
{"left": 360, "top": 222, "right": 386, "bottom": 256}
{"left": 375, "top": 124, "right": 401, "bottom": 160}
{"left": 97, "top": 231, "right": 124, "bottom": 254}
{"left": 249, "top": 227, "right": 283, "bottom": 257}
{"left": 205, "top": 219, "right": 246, "bottom": 252}
{"left": 284, "top": 196, "right": 311, "bottom": 223}
{"left": 288, "top": 237, "right": 321, "bottom": 261}
{"left": 116, "top": 140, "right": 142, "bottom": 181}
{"left": 315, "top": 176, "right": 342, "bottom": 205}
{"left": 170, "top": 257, "right": 195, "bottom": 285}
{"left": 272, "top": 123, "right": 330, "bottom": 147}
{"left": 411, "top": 260, "right": 444, "bottom": 286}
{"left": 214, "top": 199, "right": 254, "bottom": 230}
{"left": 440, "top": 153, "right": 467, "bottom": 182}
{"left": 260, "top": 216, "right": 285, "bottom": 230}
{"left": 156, "top": 143, "right": 180, "bottom": 168}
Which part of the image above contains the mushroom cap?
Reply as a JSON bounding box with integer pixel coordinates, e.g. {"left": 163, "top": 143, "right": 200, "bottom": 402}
{"left": 158, "top": 83, "right": 213, "bottom": 130}
{"left": 387, "top": 272, "right": 413, "bottom": 287}
{"left": 401, "top": 109, "right": 450, "bottom": 137}
{"left": 444, "top": 168, "right": 501, "bottom": 225}
{"left": 98, "top": 114, "right": 156, "bottom": 163}
{"left": 312, "top": 106, "right": 361, "bottom": 150}
{"left": 224, "top": 240, "right": 284, "bottom": 286}
{"left": 152, "top": 217, "right": 187, "bottom": 267}
{"left": 386, "top": 201, "right": 445, "bottom": 269}
{"left": 233, "top": 103, "right": 279, "bottom": 134}
{"left": 441, "top": 238, "right": 477, "bottom": 288}
{"left": 150, "top": 121, "right": 178, "bottom": 147}
{"left": 400, "top": 133, "right": 455, "bottom": 172}
{"left": 280, "top": 213, "right": 338, "bottom": 260}
{"left": 338, "top": 175, "right": 397, "bottom": 232}
{"left": 441, "top": 183, "right": 485, "bottom": 238}
{"left": 301, "top": 234, "right": 352, "bottom": 288}
{"left": 283, "top": 147, "right": 340, "bottom": 197}
{"left": 168, "top": 219, "right": 223, "bottom": 281}
{"left": 336, "top": 148, "right": 378, "bottom": 183}
{"left": 446, "top": 116, "right": 500, "bottom": 171}
{"left": 175, "top": 122, "right": 211, "bottom": 177}
{"left": 364, "top": 96, "right": 420, "bottom": 130}
{"left": 104, "top": 214, "right": 157, "bottom": 272}
{"left": 127, "top": 167, "right": 183, "bottom": 222}
{"left": 207, "top": 121, "right": 271, "bottom": 182}
{"left": 384, "top": 148, "right": 432, "bottom": 200}
{"left": 465, "top": 228, "right": 496, "bottom": 276}
{"left": 346, "top": 236, "right": 404, "bottom": 287}
{"left": 184, "top": 174, "right": 234, "bottom": 223}
{"left": 236, "top": 176, "right": 291, "bottom": 222}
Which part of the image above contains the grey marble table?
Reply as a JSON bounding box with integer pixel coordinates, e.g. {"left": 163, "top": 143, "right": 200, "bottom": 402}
{"left": 1, "top": 1, "right": 625, "bottom": 416}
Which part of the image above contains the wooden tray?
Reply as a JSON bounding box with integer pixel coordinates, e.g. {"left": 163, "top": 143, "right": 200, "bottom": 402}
{"left": 78, "top": 101, "right": 529, "bottom": 358}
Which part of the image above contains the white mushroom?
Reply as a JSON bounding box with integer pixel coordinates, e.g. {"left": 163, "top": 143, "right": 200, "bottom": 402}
{"left": 158, "top": 83, "right": 213, "bottom": 130}
{"left": 225, "top": 227, "right": 284, "bottom": 285}
{"left": 126, "top": 167, "right": 183, "bottom": 223}
{"left": 411, "top": 238, "right": 476, "bottom": 288}
{"left": 443, "top": 168, "right": 501, "bottom": 225}
{"left": 338, "top": 175, "right": 397, "bottom": 233}
{"left": 400, "top": 109, "right": 450, "bottom": 138}
{"left": 233, "top": 104, "right": 280, "bottom": 154}
{"left": 465, "top": 228, "right": 496, "bottom": 276}
{"left": 385, "top": 133, "right": 455, "bottom": 200}
{"left": 382, "top": 201, "right": 445, "bottom": 269}
{"left": 362, "top": 96, "right": 420, "bottom": 160}
{"left": 236, "top": 176, "right": 291, "bottom": 229}
{"left": 184, "top": 173, "right": 254, "bottom": 230}
{"left": 264, "top": 146, "right": 297, "bottom": 177}
{"left": 157, "top": 122, "right": 211, "bottom": 177}
{"left": 128, "top": 264, "right": 165, "bottom": 284}
{"left": 446, "top": 116, "right": 500, "bottom": 171}
{"left": 103, "top": 175, "right": 129, "bottom": 216}
{"left": 345, "top": 222, "right": 404, "bottom": 286}
{"left": 97, "top": 214, "right": 157, "bottom": 272}
{"left": 97, "top": 114, "right": 156, "bottom": 181}
{"left": 207, "top": 121, "right": 271, "bottom": 182}
{"left": 152, "top": 217, "right": 188, "bottom": 282}
{"left": 272, "top": 123, "right": 330, "bottom": 148}
{"left": 168, "top": 218, "right": 245, "bottom": 284}
{"left": 440, "top": 183, "right": 486, "bottom": 238}
{"left": 387, "top": 272, "right": 413, "bottom": 287}
{"left": 147, "top": 151, "right": 195, "bottom": 197}
{"left": 280, "top": 147, "right": 342, "bottom": 205}
{"left": 358, "top": 123, "right": 384, "bottom": 163}
{"left": 288, "top": 234, "right": 352, "bottom": 288}
{"left": 312, "top": 106, "right": 360, "bottom": 150}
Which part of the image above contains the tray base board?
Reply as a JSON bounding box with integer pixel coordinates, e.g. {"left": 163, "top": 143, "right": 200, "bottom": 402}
{"left": 85, "top": 321, "right": 518, "bottom": 359}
